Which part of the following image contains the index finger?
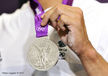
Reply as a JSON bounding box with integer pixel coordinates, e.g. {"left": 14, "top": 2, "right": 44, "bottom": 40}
{"left": 41, "top": 6, "right": 57, "bottom": 26}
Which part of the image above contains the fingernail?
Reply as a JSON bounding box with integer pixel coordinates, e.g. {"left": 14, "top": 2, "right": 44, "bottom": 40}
{"left": 41, "top": 14, "right": 44, "bottom": 18}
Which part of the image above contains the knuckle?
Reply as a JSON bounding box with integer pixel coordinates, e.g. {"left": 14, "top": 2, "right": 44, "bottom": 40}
{"left": 76, "top": 7, "right": 83, "bottom": 15}
{"left": 61, "top": 15, "right": 65, "bottom": 20}
{"left": 56, "top": 4, "right": 61, "bottom": 12}
{"left": 56, "top": 4, "right": 60, "bottom": 9}
{"left": 76, "top": 9, "right": 83, "bottom": 20}
{"left": 55, "top": 4, "right": 59, "bottom": 11}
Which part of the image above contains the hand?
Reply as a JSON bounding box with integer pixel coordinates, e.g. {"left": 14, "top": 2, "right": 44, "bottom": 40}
{"left": 41, "top": 4, "right": 92, "bottom": 55}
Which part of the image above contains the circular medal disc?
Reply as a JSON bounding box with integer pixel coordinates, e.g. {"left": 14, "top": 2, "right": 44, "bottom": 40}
{"left": 27, "top": 38, "right": 59, "bottom": 71}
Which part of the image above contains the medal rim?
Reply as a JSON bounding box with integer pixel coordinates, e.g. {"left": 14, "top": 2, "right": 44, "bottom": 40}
{"left": 27, "top": 38, "right": 59, "bottom": 71}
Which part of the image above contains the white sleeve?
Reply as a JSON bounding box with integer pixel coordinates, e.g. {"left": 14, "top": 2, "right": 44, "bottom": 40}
{"left": 0, "top": 2, "right": 34, "bottom": 42}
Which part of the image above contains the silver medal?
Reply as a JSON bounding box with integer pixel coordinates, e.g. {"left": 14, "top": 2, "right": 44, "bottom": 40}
{"left": 27, "top": 37, "right": 59, "bottom": 71}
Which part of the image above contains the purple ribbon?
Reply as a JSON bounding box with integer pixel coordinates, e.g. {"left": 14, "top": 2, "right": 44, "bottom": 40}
{"left": 33, "top": 0, "right": 73, "bottom": 38}
{"left": 62, "top": 0, "right": 73, "bottom": 5}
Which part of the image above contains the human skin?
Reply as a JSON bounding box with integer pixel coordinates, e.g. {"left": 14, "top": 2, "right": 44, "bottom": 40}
{"left": 38, "top": 0, "right": 62, "bottom": 10}
{"left": 39, "top": 0, "right": 108, "bottom": 76}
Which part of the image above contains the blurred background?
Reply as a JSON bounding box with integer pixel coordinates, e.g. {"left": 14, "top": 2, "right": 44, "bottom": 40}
{"left": 0, "top": 0, "right": 28, "bottom": 15}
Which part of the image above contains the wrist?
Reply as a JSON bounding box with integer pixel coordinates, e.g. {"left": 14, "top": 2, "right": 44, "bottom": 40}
{"left": 78, "top": 42, "right": 97, "bottom": 61}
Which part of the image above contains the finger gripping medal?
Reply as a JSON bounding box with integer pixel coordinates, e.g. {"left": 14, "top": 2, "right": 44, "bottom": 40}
{"left": 27, "top": 0, "right": 73, "bottom": 71}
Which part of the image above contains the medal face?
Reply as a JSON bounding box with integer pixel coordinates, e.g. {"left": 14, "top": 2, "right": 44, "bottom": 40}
{"left": 27, "top": 38, "right": 59, "bottom": 71}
